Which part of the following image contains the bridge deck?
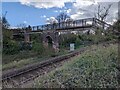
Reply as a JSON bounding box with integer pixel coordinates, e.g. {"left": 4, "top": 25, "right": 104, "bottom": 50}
{"left": 56, "top": 25, "right": 93, "bottom": 30}
{"left": 12, "top": 18, "right": 111, "bottom": 35}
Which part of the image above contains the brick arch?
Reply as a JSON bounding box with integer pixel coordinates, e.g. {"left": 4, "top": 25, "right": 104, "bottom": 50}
{"left": 45, "top": 35, "right": 53, "bottom": 46}
{"left": 42, "top": 31, "right": 59, "bottom": 52}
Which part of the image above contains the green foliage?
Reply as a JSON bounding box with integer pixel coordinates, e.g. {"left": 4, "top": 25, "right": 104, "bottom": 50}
{"left": 3, "top": 29, "right": 12, "bottom": 43}
{"left": 30, "top": 33, "right": 42, "bottom": 43}
{"left": 3, "top": 56, "right": 49, "bottom": 71}
{"left": 32, "top": 42, "right": 45, "bottom": 54}
{"left": 59, "top": 29, "right": 116, "bottom": 50}
{"left": 19, "top": 42, "right": 32, "bottom": 50}
{"left": 13, "top": 34, "right": 24, "bottom": 41}
{"left": 105, "top": 31, "right": 118, "bottom": 41}
{"left": 3, "top": 40, "right": 20, "bottom": 55}
{"left": 34, "top": 44, "right": 118, "bottom": 88}
{"left": 75, "top": 37, "right": 83, "bottom": 48}
{"left": 113, "top": 19, "right": 120, "bottom": 30}
{"left": 59, "top": 34, "right": 77, "bottom": 49}
{"left": 3, "top": 29, "right": 20, "bottom": 54}
{"left": 80, "top": 29, "right": 117, "bottom": 44}
{"left": 95, "top": 28, "right": 103, "bottom": 35}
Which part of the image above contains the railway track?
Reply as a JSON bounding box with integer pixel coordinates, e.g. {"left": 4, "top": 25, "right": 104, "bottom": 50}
{"left": 2, "top": 41, "right": 117, "bottom": 88}
{"left": 2, "top": 47, "right": 87, "bottom": 88}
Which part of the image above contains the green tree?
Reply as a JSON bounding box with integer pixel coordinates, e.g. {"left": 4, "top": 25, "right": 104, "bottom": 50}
{"left": 3, "top": 28, "right": 20, "bottom": 54}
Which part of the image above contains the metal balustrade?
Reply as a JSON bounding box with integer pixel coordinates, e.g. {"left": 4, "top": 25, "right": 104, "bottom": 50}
{"left": 12, "top": 18, "right": 111, "bottom": 34}
{"left": 31, "top": 18, "right": 97, "bottom": 31}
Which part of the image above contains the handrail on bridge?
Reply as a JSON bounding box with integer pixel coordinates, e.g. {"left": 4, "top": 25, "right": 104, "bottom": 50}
{"left": 12, "top": 18, "right": 111, "bottom": 34}
{"left": 32, "top": 18, "right": 95, "bottom": 31}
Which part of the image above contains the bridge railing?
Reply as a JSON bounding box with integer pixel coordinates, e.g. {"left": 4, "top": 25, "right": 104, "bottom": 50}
{"left": 94, "top": 18, "right": 111, "bottom": 30}
{"left": 31, "top": 18, "right": 111, "bottom": 31}
{"left": 31, "top": 18, "right": 95, "bottom": 31}
{"left": 12, "top": 18, "right": 111, "bottom": 35}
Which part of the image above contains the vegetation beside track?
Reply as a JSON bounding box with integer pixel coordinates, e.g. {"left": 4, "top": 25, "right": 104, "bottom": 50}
{"left": 34, "top": 43, "right": 118, "bottom": 88}
{"left": 2, "top": 48, "right": 69, "bottom": 71}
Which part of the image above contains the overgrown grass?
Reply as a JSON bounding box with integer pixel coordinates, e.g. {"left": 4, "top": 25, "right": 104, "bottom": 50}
{"left": 34, "top": 43, "right": 118, "bottom": 88}
{"left": 2, "top": 50, "right": 39, "bottom": 65}
{"left": 2, "top": 47, "right": 69, "bottom": 71}
{"left": 2, "top": 57, "right": 48, "bottom": 71}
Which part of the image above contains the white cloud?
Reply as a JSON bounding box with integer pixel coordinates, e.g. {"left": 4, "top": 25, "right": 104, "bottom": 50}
{"left": 19, "top": 0, "right": 74, "bottom": 9}
{"left": 69, "top": 0, "right": 97, "bottom": 20}
{"left": 70, "top": 12, "right": 85, "bottom": 20}
{"left": 46, "top": 17, "right": 58, "bottom": 24}
{"left": 96, "top": 0, "right": 119, "bottom": 2}
{"left": 54, "top": 9, "right": 71, "bottom": 14}
{"left": 66, "top": 9, "right": 71, "bottom": 14}
{"left": 23, "top": 21, "right": 27, "bottom": 24}
{"left": 76, "top": 11, "right": 84, "bottom": 15}
{"left": 113, "top": 19, "right": 117, "bottom": 22}
{"left": 43, "top": 15, "right": 46, "bottom": 18}
{"left": 70, "top": 1, "right": 118, "bottom": 25}
{"left": 9, "top": 26, "right": 18, "bottom": 29}
{"left": 41, "top": 15, "right": 47, "bottom": 18}
{"left": 19, "top": 0, "right": 118, "bottom": 25}
{"left": 73, "top": 0, "right": 98, "bottom": 8}
{"left": 3, "top": 0, "right": 119, "bottom": 2}
{"left": 59, "top": 10, "right": 63, "bottom": 13}
{"left": 71, "top": 14, "right": 80, "bottom": 20}
{"left": 54, "top": 10, "right": 58, "bottom": 13}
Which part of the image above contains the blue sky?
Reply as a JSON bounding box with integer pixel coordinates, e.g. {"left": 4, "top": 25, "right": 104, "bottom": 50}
{"left": 2, "top": 0, "right": 118, "bottom": 28}
{"left": 2, "top": 2, "right": 73, "bottom": 27}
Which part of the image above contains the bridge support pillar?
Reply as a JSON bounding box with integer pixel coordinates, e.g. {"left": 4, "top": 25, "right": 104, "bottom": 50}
{"left": 24, "top": 33, "right": 30, "bottom": 43}
{"left": 53, "top": 42, "right": 59, "bottom": 52}
{"left": 43, "top": 41, "right": 48, "bottom": 47}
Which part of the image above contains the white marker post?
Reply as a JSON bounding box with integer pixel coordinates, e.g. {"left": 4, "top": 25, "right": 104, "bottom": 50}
{"left": 70, "top": 43, "right": 75, "bottom": 51}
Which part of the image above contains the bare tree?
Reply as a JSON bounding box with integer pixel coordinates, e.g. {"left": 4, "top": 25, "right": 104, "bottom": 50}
{"left": 17, "top": 23, "right": 27, "bottom": 29}
{"left": 56, "top": 13, "right": 71, "bottom": 23}
{"left": 65, "top": 18, "right": 73, "bottom": 22}
{"left": 2, "top": 11, "right": 10, "bottom": 29}
{"left": 46, "top": 13, "right": 72, "bottom": 24}
{"left": 94, "top": 3, "right": 112, "bottom": 21}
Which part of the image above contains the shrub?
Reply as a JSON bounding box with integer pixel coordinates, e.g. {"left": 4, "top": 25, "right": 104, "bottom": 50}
{"left": 3, "top": 40, "right": 20, "bottom": 55}
{"left": 59, "top": 34, "right": 77, "bottom": 49}
{"left": 75, "top": 37, "right": 83, "bottom": 48}
{"left": 30, "top": 33, "right": 42, "bottom": 43}
{"left": 32, "top": 42, "right": 45, "bottom": 55}
{"left": 19, "top": 42, "right": 32, "bottom": 50}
